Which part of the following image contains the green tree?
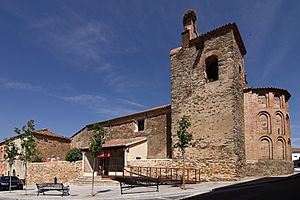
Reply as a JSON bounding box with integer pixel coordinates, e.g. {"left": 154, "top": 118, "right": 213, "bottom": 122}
{"left": 65, "top": 148, "right": 82, "bottom": 162}
{"left": 14, "top": 120, "right": 38, "bottom": 194}
{"left": 173, "top": 115, "right": 193, "bottom": 189}
{"left": 89, "top": 124, "right": 106, "bottom": 196}
{"left": 4, "top": 138, "right": 19, "bottom": 193}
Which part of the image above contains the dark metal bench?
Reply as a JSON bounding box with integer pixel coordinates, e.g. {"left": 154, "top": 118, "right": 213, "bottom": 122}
{"left": 36, "top": 183, "right": 70, "bottom": 196}
{"left": 113, "top": 176, "right": 160, "bottom": 195}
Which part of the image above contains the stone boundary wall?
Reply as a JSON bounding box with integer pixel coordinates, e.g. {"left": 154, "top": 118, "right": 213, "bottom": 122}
{"left": 27, "top": 161, "right": 83, "bottom": 185}
{"left": 127, "top": 159, "right": 173, "bottom": 167}
{"left": 128, "top": 159, "right": 294, "bottom": 181}
{"left": 244, "top": 160, "right": 293, "bottom": 177}
{"left": 127, "top": 159, "right": 240, "bottom": 181}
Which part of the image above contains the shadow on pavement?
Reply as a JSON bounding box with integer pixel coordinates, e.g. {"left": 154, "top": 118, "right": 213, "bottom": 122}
{"left": 96, "top": 189, "right": 111, "bottom": 194}
{"left": 184, "top": 173, "right": 300, "bottom": 200}
{"left": 121, "top": 187, "right": 159, "bottom": 195}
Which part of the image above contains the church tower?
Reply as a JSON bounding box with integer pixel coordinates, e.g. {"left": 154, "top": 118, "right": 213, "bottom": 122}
{"left": 170, "top": 10, "right": 247, "bottom": 179}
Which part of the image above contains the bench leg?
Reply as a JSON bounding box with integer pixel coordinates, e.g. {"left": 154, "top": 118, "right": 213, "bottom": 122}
{"left": 120, "top": 183, "right": 123, "bottom": 195}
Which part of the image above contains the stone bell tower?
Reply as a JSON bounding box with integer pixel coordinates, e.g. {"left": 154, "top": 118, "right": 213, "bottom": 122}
{"left": 170, "top": 10, "right": 247, "bottom": 179}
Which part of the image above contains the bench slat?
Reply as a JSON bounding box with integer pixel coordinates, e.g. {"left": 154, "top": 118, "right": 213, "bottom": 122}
{"left": 36, "top": 183, "right": 69, "bottom": 196}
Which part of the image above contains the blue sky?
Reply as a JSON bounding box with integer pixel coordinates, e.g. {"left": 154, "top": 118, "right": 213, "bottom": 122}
{"left": 0, "top": 0, "right": 299, "bottom": 146}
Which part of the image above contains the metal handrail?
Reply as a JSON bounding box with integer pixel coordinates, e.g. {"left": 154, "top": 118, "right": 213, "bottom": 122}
{"left": 99, "top": 164, "right": 201, "bottom": 183}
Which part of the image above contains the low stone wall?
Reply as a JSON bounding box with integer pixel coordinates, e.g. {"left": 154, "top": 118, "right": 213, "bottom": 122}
{"left": 127, "top": 159, "right": 241, "bottom": 181}
{"left": 127, "top": 159, "right": 173, "bottom": 167}
{"left": 27, "top": 161, "right": 83, "bottom": 185}
{"left": 127, "top": 159, "right": 294, "bottom": 181}
{"left": 244, "top": 160, "right": 294, "bottom": 177}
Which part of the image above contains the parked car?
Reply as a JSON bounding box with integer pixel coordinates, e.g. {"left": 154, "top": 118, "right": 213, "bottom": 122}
{"left": 0, "top": 176, "right": 23, "bottom": 191}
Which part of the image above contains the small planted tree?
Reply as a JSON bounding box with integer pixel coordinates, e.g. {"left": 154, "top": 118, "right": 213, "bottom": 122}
{"left": 4, "top": 138, "right": 19, "bottom": 193}
{"left": 65, "top": 148, "right": 82, "bottom": 162}
{"left": 173, "top": 115, "right": 192, "bottom": 189}
{"left": 89, "top": 124, "right": 106, "bottom": 196}
{"left": 14, "top": 120, "right": 38, "bottom": 194}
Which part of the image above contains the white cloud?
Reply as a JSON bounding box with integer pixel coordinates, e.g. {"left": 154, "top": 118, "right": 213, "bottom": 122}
{"left": 0, "top": 3, "right": 140, "bottom": 96}
{"left": 33, "top": 16, "right": 110, "bottom": 67}
{"left": 0, "top": 77, "right": 145, "bottom": 118}
{"left": 116, "top": 98, "right": 145, "bottom": 108}
{"left": 292, "top": 138, "right": 300, "bottom": 148}
{"left": 62, "top": 94, "right": 105, "bottom": 105}
{"left": 0, "top": 80, "right": 42, "bottom": 92}
{"left": 62, "top": 94, "right": 145, "bottom": 117}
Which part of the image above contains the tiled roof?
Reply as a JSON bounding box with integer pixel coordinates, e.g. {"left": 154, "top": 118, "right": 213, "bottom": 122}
{"left": 87, "top": 104, "right": 171, "bottom": 127}
{"left": 33, "top": 129, "right": 71, "bottom": 141}
{"left": 103, "top": 137, "right": 147, "bottom": 148}
{"left": 190, "top": 23, "right": 247, "bottom": 56}
{"left": 244, "top": 87, "right": 291, "bottom": 100}
{"left": 292, "top": 148, "right": 300, "bottom": 153}
{"left": 72, "top": 104, "right": 171, "bottom": 138}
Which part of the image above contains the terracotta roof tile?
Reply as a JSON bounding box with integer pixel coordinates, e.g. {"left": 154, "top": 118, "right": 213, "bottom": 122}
{"left": 292, "top": 148, "right": 300, "bottom": 153}
{"left": 103, "top": 137, "right": 147, "bottom": 148}
{"left": 73, "top": 104, "right": 171, "bottom": 138}
{"left": 33, "top": 129, "right": 71, "bottom": 141}
{"left": 88, "top": 104, "right": 171, "bottom": 127}
{"left": 244, "top": 87, "right": 291, "bottom": 100}
{"left": 190, "top": 23, "right": 247, "bottom": 56}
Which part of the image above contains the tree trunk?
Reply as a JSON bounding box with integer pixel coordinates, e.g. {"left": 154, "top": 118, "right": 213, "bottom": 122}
{"left": 9, "top": 165, "right": 12, "bottom": 193}
{"left": 24, "top": 161, "right": 27, "bottom": 195}
{"left": 182, "top": 151, "right": 186, "bottom": 189}
{"left": 91, "top": 157, "right": 96, "bottom": 196}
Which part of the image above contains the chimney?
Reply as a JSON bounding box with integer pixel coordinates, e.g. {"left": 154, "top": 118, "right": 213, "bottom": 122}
{"left": 182, "top": 9, "right": 198, "bottom": 48}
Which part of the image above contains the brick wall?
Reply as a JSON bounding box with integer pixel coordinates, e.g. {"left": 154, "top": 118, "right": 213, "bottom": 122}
{"left": 244, "top": 88, "right": 293, "bottom": 172}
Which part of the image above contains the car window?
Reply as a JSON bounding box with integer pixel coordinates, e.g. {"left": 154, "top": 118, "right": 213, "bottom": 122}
{"left": 1, "top": 176, "right": 10, "bottom": 181}
{"left": 0, "top": 176, "right": 19, "bottom": 181}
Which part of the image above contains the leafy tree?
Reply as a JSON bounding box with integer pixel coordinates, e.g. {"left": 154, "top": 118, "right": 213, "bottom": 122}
{"left": 31, "top": 152, "right": 43, "bottom": 162}
{"left": 173, "top": 115, "right": 193, "bottom": 189}
{"left": 89, "top": 124, "right": 106, "bottom": 196}
{"left": 65, "top": 148, "right": 82, "bottom": 162}
{"left": 4, "top": 138, "right": 19, "bottom": 193}
{"left": 14, "top": 120, "right": 38, "bottom": 194}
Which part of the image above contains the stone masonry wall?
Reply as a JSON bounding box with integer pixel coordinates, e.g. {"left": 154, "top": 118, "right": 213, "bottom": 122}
{"left": 0, "top": 143, "right": 6, "bottom": 176}
{"left": 71, "top": 110, "right": 171, "bottom": 159}
{"left": 171, "top": 29, "right": 246, "bottom": 179}
{"left": 27, "top": 161, "right": 82, "bottom": 185}
{"left": 244, "top": 160, "right": 293, "bottom": 177}
{"left": 34, "top": 135, "right": 70, "bottom": 161}
{"left": 127, "top": 159, "right": 241, "bottom": 181}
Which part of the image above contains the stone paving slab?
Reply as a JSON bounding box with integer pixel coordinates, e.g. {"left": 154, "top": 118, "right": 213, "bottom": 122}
{"left": 1, "top": 172, "right": 297, "bottom": 199}
{"left": 0, "top": 181, "right": 240, "bottom": 200}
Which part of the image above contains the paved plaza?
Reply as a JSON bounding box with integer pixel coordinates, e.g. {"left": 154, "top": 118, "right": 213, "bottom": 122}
{"left": 0, "top": 172, "right": 298, "bottom": 200}
{"left": 0, "top": 180, "right": 247, "bottom": 200}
